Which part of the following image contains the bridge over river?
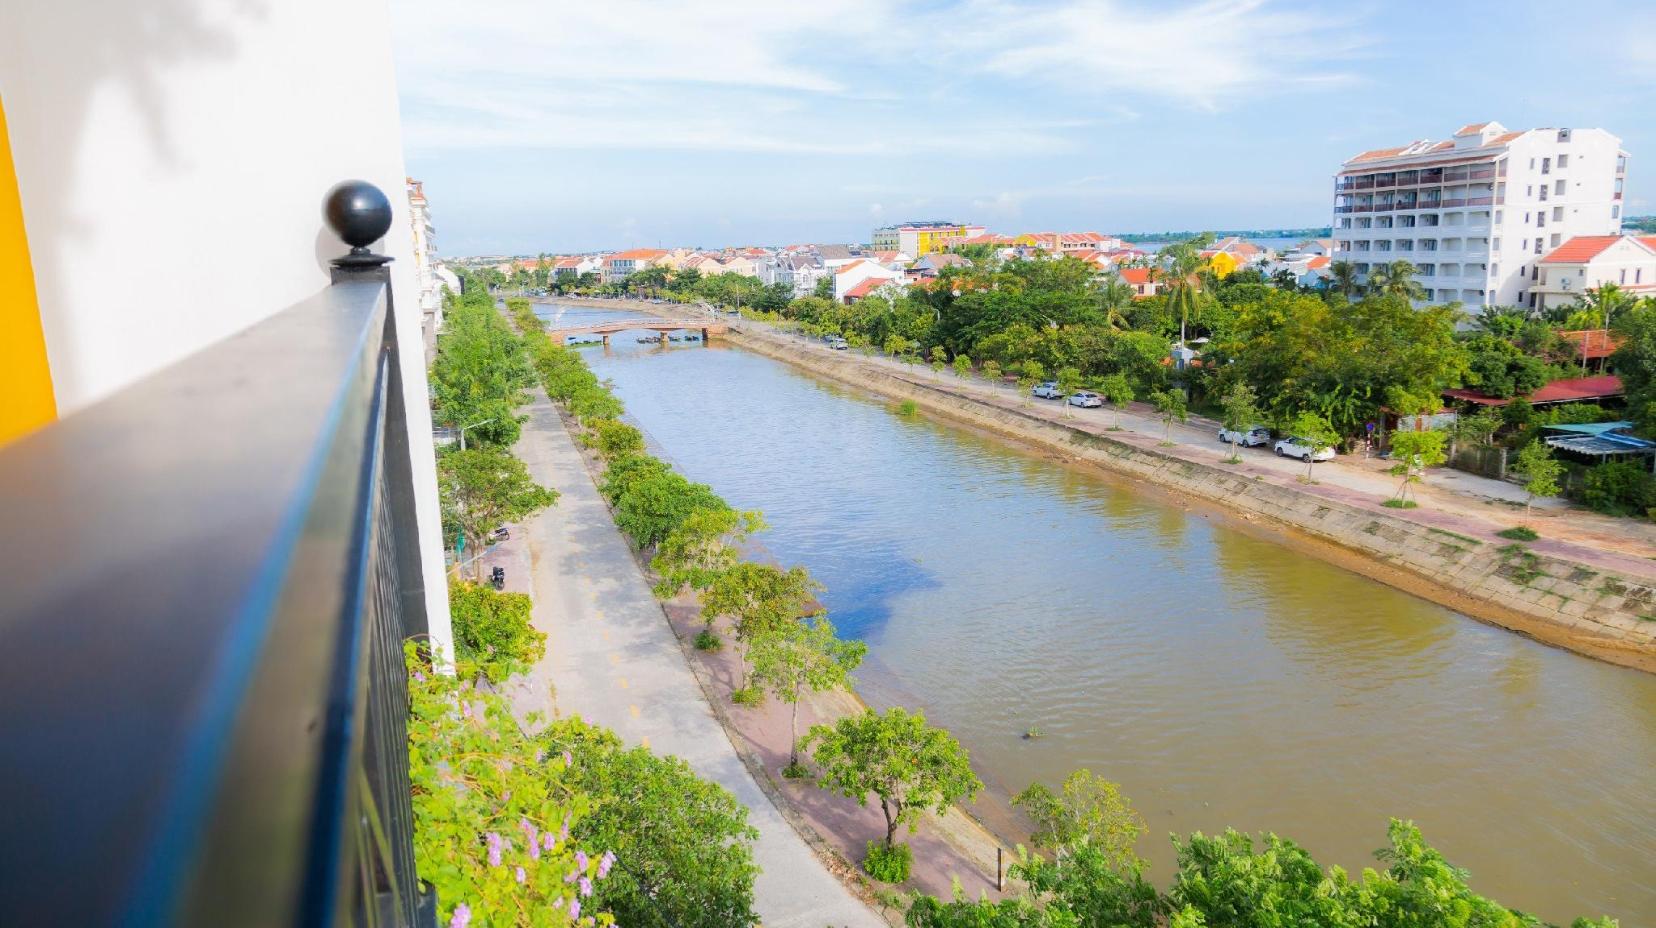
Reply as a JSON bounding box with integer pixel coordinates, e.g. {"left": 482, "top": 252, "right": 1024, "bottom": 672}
{"left": 548, "top": 318, "right": 727, "bottom": 346}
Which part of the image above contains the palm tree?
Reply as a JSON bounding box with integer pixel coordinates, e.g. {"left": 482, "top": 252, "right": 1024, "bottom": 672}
{"left": 1094, "top": 275, "right": 1134, "bottom": 330}
{"left": 1155, "top": 239, "right": 1206, "bottom": 344}
{"left": 1580, "top": 283, "right": 1634, "bottom": 331}
{"left": 1366, "top": 260, "right": 1426, "bottom": 301}
{"left": 1328, "top": 261, "right": 1360, "bottom": 298}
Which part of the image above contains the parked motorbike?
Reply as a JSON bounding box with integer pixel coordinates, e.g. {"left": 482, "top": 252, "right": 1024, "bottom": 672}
{"left": 491, "top": 566, "right": 506, "bottom": 590}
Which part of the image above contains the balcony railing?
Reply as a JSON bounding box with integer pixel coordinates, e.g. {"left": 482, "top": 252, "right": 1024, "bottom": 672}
{"left": 0, "top": 196, "right": 435, "bottom": 928}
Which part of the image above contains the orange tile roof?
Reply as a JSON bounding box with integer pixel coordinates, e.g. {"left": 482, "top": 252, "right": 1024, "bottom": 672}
{"left": 1307, "top": 255, "right": 1331, "bottom": 269}
{"left": 1444, "top": 375, "right": 1624, "bottom": 407}
{"left": 1455, "top": 121, "right": 1493, "bottom": 136}
{"left": 1117, "top": 267, "right": 1154, "bottom": 285}
{"left": 1557, "top": 330, "right": 1625, "bottom": 361}
{"left": 1538, "top": 236, "right": 1631, "bottom": 264}
{"left": 844, "top": 277, "right": 901, "bottom": 299}
{"left": 834, "top": 259, "right": 865, "bottom": 276}
{"left": 606, "top": 248, "right": 668, "bottom": 262}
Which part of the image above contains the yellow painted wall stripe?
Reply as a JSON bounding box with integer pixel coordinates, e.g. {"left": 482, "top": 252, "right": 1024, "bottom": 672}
{"left": 0, "top": 93, "right": 56, "bottom": 444}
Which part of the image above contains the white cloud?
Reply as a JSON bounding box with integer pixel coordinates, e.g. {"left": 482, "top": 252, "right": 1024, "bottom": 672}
{"left": 934, "top": 0, "right": 1364, "bottom": 108}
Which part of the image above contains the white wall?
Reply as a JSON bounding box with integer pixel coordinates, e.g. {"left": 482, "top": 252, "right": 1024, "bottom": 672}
{"left": 0, "top": 0, "right": 453, "bottom": 658}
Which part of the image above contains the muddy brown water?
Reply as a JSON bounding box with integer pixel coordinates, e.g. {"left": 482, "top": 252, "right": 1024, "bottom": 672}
{"left": 548, "top": 304, "right": 1656, "bottom": 924}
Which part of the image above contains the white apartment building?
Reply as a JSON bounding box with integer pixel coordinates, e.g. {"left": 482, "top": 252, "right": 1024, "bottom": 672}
{"left": 1332, "top": 122, "right": 1628, "bottom": 310}
{"left": 406, "top": 178, "right": 443, "bottom": 335}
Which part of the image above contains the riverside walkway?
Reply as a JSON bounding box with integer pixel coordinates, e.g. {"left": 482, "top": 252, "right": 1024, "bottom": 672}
{"left": 499, "top": 387, "right": 885, "bottom": 928}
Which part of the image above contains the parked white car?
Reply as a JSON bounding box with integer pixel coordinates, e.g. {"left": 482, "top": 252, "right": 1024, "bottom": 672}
{"left": 1274, "top": 436, "right": 1335, "bottom": 462}
{"left": 1218, "top": 425, "right": 1271, "bottom": 447}
{"left": 1032, "top": 381, "right": 1064, "bottom": 399}
{"left": 1067, "top": 391, "right": 1103, "bottom": 408}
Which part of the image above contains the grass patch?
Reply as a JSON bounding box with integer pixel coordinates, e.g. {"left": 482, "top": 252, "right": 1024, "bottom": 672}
{"left": 1497, "top": 543, "right": 1544, "bottom": 585}
{"left": 731, "top": 686, "right": 764, "bottom": 707}
{"left": 1496, "top": 526, "right": 1540, "bottom": 542}
{"left": 1428, "top": 527, "right": 1483, "bottom": 546}
{"left": 895, "top": 399, "right": 919, "bottom": 416}
{"left": 781, "top": 761, "right": 809, "bottom": 780}
{"left": 693, "top": 628, "right": 722, "bottom": 651}
{"left": 1382, "top": 498, "right": 1419, "bottom": 509}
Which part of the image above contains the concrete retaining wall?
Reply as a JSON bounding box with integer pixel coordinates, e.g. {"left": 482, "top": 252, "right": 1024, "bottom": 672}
{"left": 729, "top": 323, "right": 1656, "bottom": 671}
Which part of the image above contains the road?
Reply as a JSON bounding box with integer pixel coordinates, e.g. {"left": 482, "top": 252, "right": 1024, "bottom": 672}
{"left": 492, "top": 387, "right": 885, "bottom": 928}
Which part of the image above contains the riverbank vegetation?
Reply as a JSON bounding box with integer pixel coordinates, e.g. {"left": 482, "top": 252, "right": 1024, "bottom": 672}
{"left": 411, "top": 287, "right": 762, "bottom": 927}
{"left": 575, "top": 239, "right": 1656, "bottom": 519}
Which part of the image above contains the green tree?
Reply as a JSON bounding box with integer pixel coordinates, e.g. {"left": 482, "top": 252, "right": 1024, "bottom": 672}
{"left": 805, "top": 707, "right": 983, "bottom": 851}
{"left": 406, "top": 647, "right": 597, "bottom": 927}
{"left": 448, "top": 579, "right": 545, "bottom": 682}
{"left": 1017, "top": 360, "right": 1048, "bottom": 405}
{"left": 1386, "top": 428, "right": 1447, "bottom": 507}
{"left": 1150, "top": 389, "right": 1187, "bottom": 444}
{"left": 1513, "top": 441, "right": 1563, "bottom": 511}
{"left": 438, "top": 448, "right": 558, "bottom": 580}
{"left": 1219, "top": 383, "right": 1261, "bottom": 463}
{"left": 1056, "top": 366, "right": 1083, "bottom": 416}
{"left": 612, "top": 469, "right": 727, "bottom": 550}
{"left": 1366, "top": 259, "right": 1427, "bottom": 301}
{"left": 589, "top": 418, "right": 645, "bottom": 460}
{"left": 750, "top": 614, "right": 866, "bottom": 772}
{"left": 952, "top": 354, "right": 973, "bottom": 378}
{"left": 1013, "top": 770, "right": 1146, "bottom": 869}
{"left": 1611, "top": 299, "right": 1656, "bottom": 436}
{"left": 651, "top": 507, "right": 764, "bottom": 599}
{"left": 541, "top": 719, "right": 760, "bottom": 928}
{"left": 701, "top": 562, "right": 819, "bottom": 693}
{"left": 1099, "top": 373, "right": 1134, "bottom": 430}
{"left": 1095, "top": 275, "right": 1136, "bottom": 331}
{"left": 1328, "top": 260, "right": 1360, "bottom": 298}
{"left": 982, "top": 359, "right": 1003, "bottom": 384}
{"left": 1285, "top": 410, "right": 1338, "bottom": 481}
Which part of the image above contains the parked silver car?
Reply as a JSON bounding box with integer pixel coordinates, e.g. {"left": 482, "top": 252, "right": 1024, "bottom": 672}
{"left": 1274, "top": 436, "right": 1335, "bottom": 462}
{"left": 1218, "top": 425, "right": 1271, "bottom": 447}
{"left": 1032, "top": 380, "right": 1064, "bottom": 399}
{"left": 1067, "top": 391, "right": 1103, "bottom": 408}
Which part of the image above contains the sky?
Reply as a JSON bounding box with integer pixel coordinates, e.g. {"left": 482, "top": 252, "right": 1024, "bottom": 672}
{"left": 390, "top": 0, "right": 1656, "bottom": 256}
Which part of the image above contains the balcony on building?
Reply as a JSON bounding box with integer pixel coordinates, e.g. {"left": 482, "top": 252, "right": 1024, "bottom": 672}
{"left": 1, "top": 3, "right": 448, "bottom": 924}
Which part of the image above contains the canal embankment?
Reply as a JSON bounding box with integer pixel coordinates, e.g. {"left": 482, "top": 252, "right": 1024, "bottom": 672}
{"left": 721, "top": 320, "right": 1656, "bottom": 672}
{"left": 548, "top": 297, "right": 1656, "bottom": 672}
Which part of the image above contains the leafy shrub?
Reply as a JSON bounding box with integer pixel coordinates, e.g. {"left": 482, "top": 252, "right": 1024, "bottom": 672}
{"left": 863, "top": 840, "right": 912, "bottom": 883}
{"left": 730, "top": 686, "right": 763, "bottom": 707}
{"left": 449, "top": 579, "right": 545, "bottom": 682}
{"left": 613, "top": 469, "right": 729, "bottom": 549}
{"left": 1497, "top": 526, "right": 1539, "bottom": 541}
{"left": 1583, "top": 460, "right": 1656, "bottom": 516}
{"left": 1381, "top": 498, "right": 1418, "bottom": 509}
{"left": 599, "top": 453, "right": 671, "bottom": 505}
{"left": 694, "top": 628, "right": 723, "bottom": 651}
{"left": 541, "top": 719, "right": 761, "bottom": 928}
{"left": 590, "top": 418, "right": 646, "bottom": 460}
{"left": 406, "top": 646, "right": 604, "bottom": 927}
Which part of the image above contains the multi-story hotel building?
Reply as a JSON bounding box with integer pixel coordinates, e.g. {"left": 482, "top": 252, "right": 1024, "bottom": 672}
{"left": 1332, "top": 121, "right": 1628, "bottom": 310}
{"left": 871, "top": 221, "right": 987, "bottom": 257}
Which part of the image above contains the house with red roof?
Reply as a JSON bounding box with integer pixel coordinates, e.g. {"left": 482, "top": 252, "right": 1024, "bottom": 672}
{"left": 1531, "top": 234, "right": 1656, "bottom": 313}
{"left": 601, "top": 248, "right": 668, "bottom": 284}
{"left": 834, "top": 258, "right": 901, "bottom": 302}
{"left": 1115, "top": 267, "right": 1160, "bottom": 298}
{"left": 842, "top": 276, "right": 908, "bottom": 304}
{"left": 1442, "top": 374, "right": 1623, "bottom": 408}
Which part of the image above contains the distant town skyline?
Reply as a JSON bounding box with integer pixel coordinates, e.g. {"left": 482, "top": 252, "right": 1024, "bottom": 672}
{"left": 390, "top": 0, "right": 1656, "bottom": 256}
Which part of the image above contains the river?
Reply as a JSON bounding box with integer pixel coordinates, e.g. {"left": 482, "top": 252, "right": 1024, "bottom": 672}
{"left": 540, "top": 303, "right": 1656, "bottom": 924}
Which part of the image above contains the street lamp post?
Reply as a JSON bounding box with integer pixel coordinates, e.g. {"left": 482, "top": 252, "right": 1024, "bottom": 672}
{"left": 458, "top": 417, "right": 494, "bottom": 451}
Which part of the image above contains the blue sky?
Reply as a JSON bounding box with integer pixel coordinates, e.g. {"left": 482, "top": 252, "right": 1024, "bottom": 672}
{"left": 390, "top": 0, "right": 1656, "bottom": 256}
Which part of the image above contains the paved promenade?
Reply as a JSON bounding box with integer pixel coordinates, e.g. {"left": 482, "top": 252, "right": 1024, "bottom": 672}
{"left": 497, "top": 389, "right": 885, "bottom": 928}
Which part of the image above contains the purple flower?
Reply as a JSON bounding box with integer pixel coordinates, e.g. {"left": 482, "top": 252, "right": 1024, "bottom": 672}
{"left": 562, "top": 750, "right": 573, "bottom": 768}
{"left": 559, "top": 815, "right": 570, "bottom": 842}
{"left": 448, "top": 903, "right": 471, "bottom": 928}
{"left": 598, "top": 851, "right": 615, "bottom": 879}
{"left": 570, "top": 900, "right": 581, "bottom": 920}
{"left": 575, "top": 850, "right": 589, "bottom": 872}
{"left": 413, "top": 671, "right": 427, "bottom": 683}
{"left": 579, "top": 876, "right": 593, "bottom": 897}
{"left": 543, "top": 833, "right": 556, "bottom": 852}
{"left": 552, "top": 897, "right": 564, "bottom": 910}
{"left": 515, "top": 866, "right": 526, "bottom": 884}
{"left": 485, "top": 832, "right": 504, "bottom": 868}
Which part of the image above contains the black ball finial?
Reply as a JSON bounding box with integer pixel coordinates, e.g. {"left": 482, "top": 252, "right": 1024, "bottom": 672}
{"left": 324, "top": 180, "right": 394, "bottom": 267}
